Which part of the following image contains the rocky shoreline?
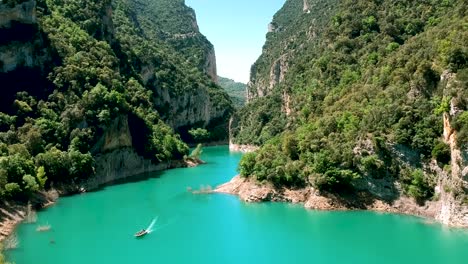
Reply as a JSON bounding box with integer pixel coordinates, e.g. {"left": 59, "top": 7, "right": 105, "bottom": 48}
{"left": 0, "top": 202, "right": 26, "bottom": 243}
{"left": 214, "top": 175, "right": 463, "bottom": 227}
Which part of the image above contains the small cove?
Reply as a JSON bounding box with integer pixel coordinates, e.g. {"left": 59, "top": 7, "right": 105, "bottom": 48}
{"left": 7, "top": 146, "right": 468, "bottom": 264}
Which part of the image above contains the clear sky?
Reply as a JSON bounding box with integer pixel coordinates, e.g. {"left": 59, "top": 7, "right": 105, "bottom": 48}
{"left": 185, "top": 0, "right": 286, "bottom": 83}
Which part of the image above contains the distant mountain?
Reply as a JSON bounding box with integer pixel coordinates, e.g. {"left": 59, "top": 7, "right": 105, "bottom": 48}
{"left": 218, "top": 76, "right": 247, "bottom": 108}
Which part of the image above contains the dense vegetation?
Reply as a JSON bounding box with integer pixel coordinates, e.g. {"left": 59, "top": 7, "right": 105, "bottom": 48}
{"left": 218, "top": 76, "right": 247, "bottom": 108}
{"left": 236, "top": 0, "right": 467, "bottom": 202}
{"left": 0, "top": 0, "right": 232, "bottom": 201}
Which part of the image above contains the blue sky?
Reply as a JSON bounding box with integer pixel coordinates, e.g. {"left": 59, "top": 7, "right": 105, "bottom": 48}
{"left": 185, "top": 0, "right": 286, "bottom": 83}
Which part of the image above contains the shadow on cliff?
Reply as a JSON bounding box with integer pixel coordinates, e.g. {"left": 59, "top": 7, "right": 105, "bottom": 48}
{"left": 87, "top": 170, "right": 165, "bottom": 193}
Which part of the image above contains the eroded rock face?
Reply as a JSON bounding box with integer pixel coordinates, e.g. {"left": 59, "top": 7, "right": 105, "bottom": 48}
{"left": 152, "top": 84, "right": 226, "bottom": 130}
{"left": 247, "top": 54, "right": 290, "bottom": 101}
{"left": 0, "top": 0, "right": 36, "bottom": 28}
{"left": 88, "top": 148, "right": 172, "bottom": 189}
{"left": 89, "top": 115, "right": 189, "bottom": 189}
{"left": 0, "top": 0, "right": 38, "bottom": 73}
{"left": 433, "top": 71, "right": 468, "bottom": 227}
{"left": 204, "top": 46, "right": 218, "bottom": 83}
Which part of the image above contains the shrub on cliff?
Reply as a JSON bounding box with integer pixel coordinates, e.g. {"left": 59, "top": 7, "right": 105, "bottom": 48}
{"left": 401, "top": 169, "right": 435, "bottom": 204}
{"left": 238, "top": 152, "right": 257, "bottom": 178}
{"left": 432, "top": 141, "right": 451, "bottom": 165}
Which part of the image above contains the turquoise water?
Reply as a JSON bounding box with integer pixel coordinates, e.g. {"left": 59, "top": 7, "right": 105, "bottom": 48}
{"left": 7, "top": 146, "right": 468, "bottom": 263}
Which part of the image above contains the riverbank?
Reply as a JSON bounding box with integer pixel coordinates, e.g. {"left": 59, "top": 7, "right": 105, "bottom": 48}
{"left": 0, "top": 202, "right": 26, "bottom": 243}
{"left": 214, "top": 175, "right": 462, "bottom": 227}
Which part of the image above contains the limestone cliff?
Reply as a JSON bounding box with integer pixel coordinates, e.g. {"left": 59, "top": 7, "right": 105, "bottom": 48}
{"left": 436, "top": 71, "right": 468, "bottom": 227}
{"left": 88, "top": 115, "right": 190, "bottom": 189}
{"left": 204, "top": 47, "right": 218, "bottom": 83}
{"left": 0, "top": 0, "right": 53, "bottom": 112}
{"left": 0, "top": 0, "right": 36, "bottom": 28}
{"left": 115, "top": 0, "right": 229, "bottom": 133}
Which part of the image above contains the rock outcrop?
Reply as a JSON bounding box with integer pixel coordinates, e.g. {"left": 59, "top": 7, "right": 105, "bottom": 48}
{"left": 152, "top": 80, "right": 226, "bottom": 130}
{"left": 215, "top": 175, "right": 442, "bottom": 225}
{"left": 436, "top": 71, "right": 468, "bottom": 227}
{"left": 204, "top": 46, "right": 218, "bottom": 83}
{"left": 0, "top": 0, "right": 36, "bottom": 28}
{"left": 0, "top": 0, "right": 37, "bottom": 73}
{"left": 87, "top": 115, "right": 192, "bottom": 189}
{"left": 0, "top": 202, "right": 25, "bottom": 242}
{"left": 229, "top": 142, "right": 259, "bottom": 153}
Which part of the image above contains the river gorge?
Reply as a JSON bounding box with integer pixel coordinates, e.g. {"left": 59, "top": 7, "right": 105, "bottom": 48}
{"left": 6, "top": 146, "right": 468, "bottom": 264}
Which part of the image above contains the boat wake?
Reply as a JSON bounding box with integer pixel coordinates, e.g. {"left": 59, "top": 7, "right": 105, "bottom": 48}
{"left": 146, "top": 217, "right": 158, "bottom": 233}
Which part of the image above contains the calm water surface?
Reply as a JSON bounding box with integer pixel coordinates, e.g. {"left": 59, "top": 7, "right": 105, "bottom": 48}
{"left": 8, "top": 146, "right": 468, "bottom": 263}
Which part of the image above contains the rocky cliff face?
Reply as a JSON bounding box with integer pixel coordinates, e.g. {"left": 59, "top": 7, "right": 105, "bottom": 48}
{"left": 115, "top": 0, "right": 228, "bottom": 131}
{"left": 437, "top": 71, "right": 468, "bottom": 227}
{"left": 0, "top": 0, "right": 36, "bottom": 28}
{"left": 0, "top": 0, "right": 38, "bottom": 73}
{"left": 87, "top": 115, "right": 190, "bottom": 189}
{"left": 152, "top": 85, "right": 226, "bottom": 129}
{"left": 0, "top": 0, "right": 53, "bottom": 112}
{"left": 204, "top": 47, "right": 218, "bottom": 83}
{"left": 247, "top": 0, "right": 335, "bottom": 103}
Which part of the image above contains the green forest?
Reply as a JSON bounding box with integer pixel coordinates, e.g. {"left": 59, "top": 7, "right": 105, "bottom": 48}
{"left": 235, "top": 0, "right": 467, "bottom": 203}
{"left": 0, "top": 0, "right": 232, "bottom": 201}
{"left": 218, "top": 76, "right": 247, "bottom": 108}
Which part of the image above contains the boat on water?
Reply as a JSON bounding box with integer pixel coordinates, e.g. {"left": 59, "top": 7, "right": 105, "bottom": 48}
{"left": 134, "top": 229, "right": 148, "bottom": 238}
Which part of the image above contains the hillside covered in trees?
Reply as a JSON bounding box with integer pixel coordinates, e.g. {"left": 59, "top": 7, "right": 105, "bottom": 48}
{"left": 0, "top": 0, "right": 232, "bottom": 201}
{"left": 233, "top": 0, "right": 467, "bottom": 223}
{"left": 218, "top": 76, "right": 247, "bottom": 108}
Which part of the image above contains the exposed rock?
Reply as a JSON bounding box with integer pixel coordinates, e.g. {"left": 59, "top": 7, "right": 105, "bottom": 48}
{"left": 0, "top": 43, "right": 35, "bottom": 72}
{"left": 0, "top": 0, "right": 36, "bottom": 28}
{"left": 0, "top": 0, "right": 43, "bottom": 73}
{"left": 248, "top": 54, "right": 290, "bottom": 100}
{"left": 204, "top": 46, "right": 218, "bottom": 83}
{"left": 282, "top": 90, "right": 292, "bottom": 116}
{"left": 88, "top": 148, "right": 175, "bottom": 190}
{"left": 229, "top": 142, "right": 259, "bottom": 153}
{"left": 269, "top": 54, "right": 288, "bottom": 91}
{"left": 303, "top": 0, "right": 310, "bottom": 13}
{"left": 215, "top": 175, "right": 444, "bottom": 225}
{"left": 268, "top": 23, "right": 277, "bottom": 33}
{"left": 0, "top": 202, "right": 26, "bottom": 242}
{"left": 215, "top": 175, "right": 309, "bottom": 203}
{"left": 433, "top": 71, "right": 468, "bottom": 227}
{"left": 152, "top": 83, "right": 226, "bottom": 130}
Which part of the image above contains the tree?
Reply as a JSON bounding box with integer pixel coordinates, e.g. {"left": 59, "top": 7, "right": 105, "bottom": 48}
{"left": 189, "top": 144, "right": 203, "bottom": 159}
{"left": 22, "top": 175, "right": 39, "bottom": 193}
{"left": 36, "top": 166, "right": 47, "bottom": 189}
{"left": 238, "top": 152, "right": 257, "bottom": 177}
{"left": 4, "top": 183, "right": 21, "bottom": 197}
{"left": 188, "top": 128, "right": 210, "bottom": 143}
